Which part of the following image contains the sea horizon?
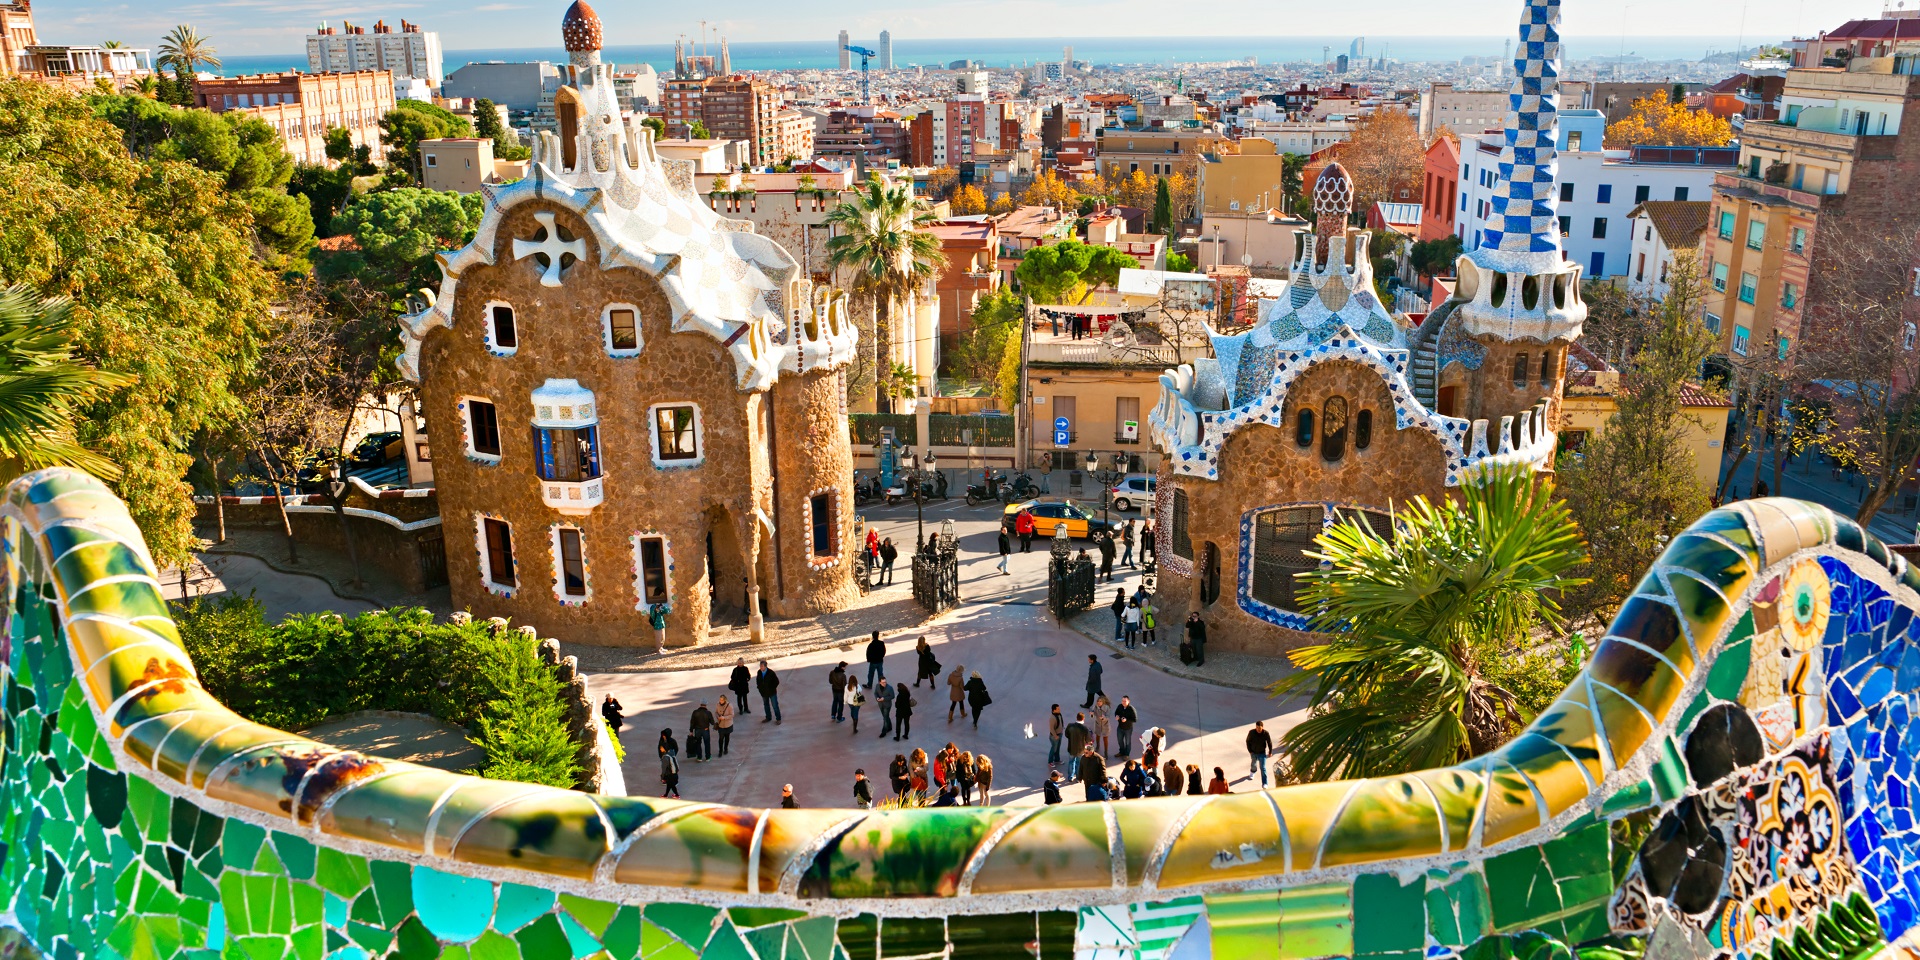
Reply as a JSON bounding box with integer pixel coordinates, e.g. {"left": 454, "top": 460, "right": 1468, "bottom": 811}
{"left": 210, "top": 33, "right": 1757, "bottom": 79}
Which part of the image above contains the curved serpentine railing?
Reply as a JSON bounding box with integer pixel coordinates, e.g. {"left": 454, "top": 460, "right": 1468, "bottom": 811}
{"left": 4, "top": 467, "right": 1918, "bottom": 959}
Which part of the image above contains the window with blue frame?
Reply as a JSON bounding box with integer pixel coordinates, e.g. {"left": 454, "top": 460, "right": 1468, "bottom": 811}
{"left": 1596, "top": 184, "right": 1612, "bottom": 204}
{"left": 1590, "top": 251, "right": 1605, "bottom": 277}
{"left": 535, "top": 424, "right": 602, "bottom": 482}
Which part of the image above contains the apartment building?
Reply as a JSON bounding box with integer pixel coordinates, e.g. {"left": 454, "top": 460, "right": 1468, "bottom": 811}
{"left": 306, "top": 20, "right": 443, "bottom": 90}
{"left": 1457, "top": 110, "right": 1733, "bottom": 280}
{"left": 812, "top": 107, "right": 910, "bottom": 167}
{"left": 772, "top": 109, "right": 814, "bottom": 163}
{"left": 1418, "top": 82, "right": 1508, "bottom": 139}
{"left": 1702, "top": 56, "right": 1920, "bottom": 362}
{"left": 1195, "top": 137, "right": 1288, "bottom": 217}
{"left": 1418, "top": 134, "right": 1461, "bottom": 242}
{"left": 1238, "top": 117, "right": 1354, "bottom": 156}
{"left": 193, "top": 70, "right": 395, "bottom": 167}
{"left": 1, "top": 1, "right": 33, "bottom": 77}
{"left": 1625, "top": 200, "right": 1709, "bottom": 301}
{"left": 701, "top": 76, "right": 779, "bottom": 166}
{"left": 1094, "top": 128, "right": 1229, "bottom": 180}
{"left": 419, "top": 138, "right": 528, "bottom": 193}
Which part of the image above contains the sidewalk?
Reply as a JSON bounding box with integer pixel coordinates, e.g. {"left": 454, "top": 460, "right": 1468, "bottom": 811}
{"left": 1718, "top": 451, "right": 1918, "bottom": 545}
{"left": 1066, "top": 603, "right": 1302, "bottom": 695}
{"left": 191, "top": 527, "right": 452, "bottom": 615}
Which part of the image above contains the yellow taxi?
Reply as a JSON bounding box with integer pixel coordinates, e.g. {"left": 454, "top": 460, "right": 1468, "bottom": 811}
{"left": 1002, "top": 499, "right": 1119, "bottom": 540}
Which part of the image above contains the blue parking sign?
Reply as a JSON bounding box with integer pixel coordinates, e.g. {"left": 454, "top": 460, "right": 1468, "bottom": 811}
{"left": 1053, "top": 416, "right": 1070, "bottom": 447}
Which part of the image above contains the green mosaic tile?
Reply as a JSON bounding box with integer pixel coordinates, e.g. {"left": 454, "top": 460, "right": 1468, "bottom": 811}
{"left": 833, "top": 914, "right": 877, "bottom": 960}
{"left": 1353, "top": 872, "right": 1424, "bottom": 956}
{"left": 1483, "top": 845, "right": 1558, "bottom": 931}
{"left": 644, "top": 904, "right": 717, "bottom": 949}
{"left": 879, "top": 916, "right": 944, "bottom": 958}
{"left": 1598, "top": 777, "right": 1655, "bottom": 817}
{"left": 315, "top": 848, "right": 370, "bottom": 899}
{"left": 1648, "top": 736, "right": 1689, "bottom": 804}
{"left": 1701, "top": 635, "right": 1752, "bottom": 708}
{"left": 1206, "top": 889, "right": 1280, "bottom": 960}
{"left": 701, "top": 920, "right": 754, "bottom": 960}
{"left": 946, "top": 913, "right": 1034, "bottom": 960}
{"left": 471, "top": 929, "right": 523, "bottom": 960}
{"left": 496, "top": 884, "right": 557, "bottom": 933}
{"left": 221, "top": 821, "right": 267, "bottom": 877}
{"left": 515, "top": 913, "right": 571, "bottom": 960}
{"left": 414, "top": 867, "right": 495, "bottom": 944}
{"left": 1279, "top": 882, "right": 1352, "bottom": 960}
{"left": 728, "top": 909, "right": 805, "bottom": 930}
{"left": 557, "top": 910, "right": 604, "bottom": 957}
{"left": 790, "top": 917, "right": 836, "bottom": 960}
{"left": 741, "top": 924, "right": 786, "bottom": 960}
{"left": 269, "top": 832, "right": 315, "bottom": 882}
{"left": 369, "top": 859, "right": 416, "bottom": 927}
{"left": 560, "top": 895, "right": 619, "bottom": 937}
{"left": 290, "top": 922, "right": 322, "bottom": 960}
{"left": 601, "top": 907, "right": 642, "bottom": 960}
{"left": 1541, "top": 822, "right": 1610, "bottom": 908}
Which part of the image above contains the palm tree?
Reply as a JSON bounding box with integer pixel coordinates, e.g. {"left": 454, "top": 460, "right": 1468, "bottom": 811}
{"left": 0, "top": 286, "right": 131, "bottom": 480}
{"left": 1271, "top": 465, "right": 1589, "bottom": 782}
{"left": 100, "top": 40, "right": 124, "bottom": 49}
{"left": 127, "top": 76, "right": 160, "bottom": 98}
{"left": 823, "top": 174, "right": 947, "bottom": 411}
{"left": 157, "top": 25, "right": 220, "bottom": 79}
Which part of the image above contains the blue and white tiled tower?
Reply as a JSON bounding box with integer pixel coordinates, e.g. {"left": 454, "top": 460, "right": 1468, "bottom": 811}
{"left": 1448, "top": 0, "right": 1587, "bottom": 343}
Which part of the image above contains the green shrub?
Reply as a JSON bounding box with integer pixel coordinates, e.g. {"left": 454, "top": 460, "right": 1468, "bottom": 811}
{"left": 172, "top": 598, "right": 581, "bottom": 788}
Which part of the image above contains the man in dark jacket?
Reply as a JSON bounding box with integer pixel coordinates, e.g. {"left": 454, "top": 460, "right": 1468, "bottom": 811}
{"left": 893, "top": 684, "right": 913, "bottom": 741}
{"left": 879, "top": 539, "right": 899, "bottom": 585}
{"left": 829, "top": 662, "right": 848, "bottom": 723}
{"left": 1096, "top": 530, "right": 1116, "bottom": 583}
{"left": 864, "top": 631, "right": 887, "bottom": 687}
{"left": 755, "top": 660, "right": 782, "bottom": 724}
{"left": 1064, "top": 712, "right": 1090, "bottom": 780}
{"left": 1246, "top": 720, "right": 1274, "bottom": 787}
{"left": 1114, "top": 695, "right": 1138, "bottom": 759}
{"left": 996, "top": 528, "right": 1011, "bottom": 575}
{"left": 875, "top": 678, "right": 895, "bottom": 738}
{"left": 729, "top": 657, "right": 752, "bottom": 716}
{"left": 853, "top": 769, "right": 874, "bottom": 809}
{"left": 1047, "top": 704, "right": 1064, "bottom": 766}
{"left": 1079, "top": 744, "right": 1108, "bottom": 801}
{"left": 689, "top": 702, "right": 715, "bottom": 761}
{"left": 1186, "top": 612, "right": 1207, "bottom": 667}
{"left": 1083, "top": 654, "right": 1103, "bottom": 709}
{"left": 1042, "top": 770, "right": 1064, "bottom": 804}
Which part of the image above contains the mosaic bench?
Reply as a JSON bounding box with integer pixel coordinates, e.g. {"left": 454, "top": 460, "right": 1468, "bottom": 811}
{"left": 2, "top": 467, "right": 1918, "bottom": 960}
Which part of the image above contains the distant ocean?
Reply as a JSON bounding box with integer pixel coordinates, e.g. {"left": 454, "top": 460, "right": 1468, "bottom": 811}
{"left": 213, "top": 34, "right": 1752, "bottom": 77}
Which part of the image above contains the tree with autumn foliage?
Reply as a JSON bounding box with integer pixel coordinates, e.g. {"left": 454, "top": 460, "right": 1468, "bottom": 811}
{"left": 1019, "top": 168, "right": 1079, "bottom": 210}
{"left": 1341, "top": 110, "right": 1424, "bottom": 212}
{"left": 950, "top": 184, "right": 987, "bottom": 215}
{"left": 1604, "top": 96, "right": 1733, "bottom": 148}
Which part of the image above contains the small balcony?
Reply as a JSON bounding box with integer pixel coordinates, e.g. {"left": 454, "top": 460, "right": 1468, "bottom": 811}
{"left": 542, "top": 476, "right": 606, "bottom": 516}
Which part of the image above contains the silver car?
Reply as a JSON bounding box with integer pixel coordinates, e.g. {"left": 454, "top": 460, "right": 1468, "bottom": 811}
{"left": 1107, "top": 474, "right": 1156, "bottom": 512}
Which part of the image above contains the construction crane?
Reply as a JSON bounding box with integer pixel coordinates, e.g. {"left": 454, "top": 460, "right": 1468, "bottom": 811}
{"left": 844, "top": 44, "right": 877, "bottom": 102}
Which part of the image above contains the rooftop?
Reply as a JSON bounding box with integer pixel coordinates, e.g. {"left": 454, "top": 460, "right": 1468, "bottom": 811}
{"left": 1627, "top": 200, "right": 1711, "bottom": 249}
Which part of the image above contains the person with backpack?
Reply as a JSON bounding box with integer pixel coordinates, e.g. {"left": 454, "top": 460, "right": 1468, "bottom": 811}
{"left": 729, "top": 657, "right": 752, "bottom": 716}
{"left": 853, "top": 769, "right": 873, "bottom": 809}
{"left": 649, "top": 603, "right": 669, "bottom": 655}
{"left": 1140, "top": 596, "right": 1159, "bottom": 646}
{"left": 755, "top": 660, "right": 782, "bottom": 724}
{"left": 658, "top": 747, "right": 680, "bottom": 798}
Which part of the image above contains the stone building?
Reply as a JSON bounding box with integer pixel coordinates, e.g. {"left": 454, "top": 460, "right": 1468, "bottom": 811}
{"left": 398, "top": 0, "right": 862, "bottom": 647}
{"left": 1148, "top": 0, "right": 1587, "bottom": 657}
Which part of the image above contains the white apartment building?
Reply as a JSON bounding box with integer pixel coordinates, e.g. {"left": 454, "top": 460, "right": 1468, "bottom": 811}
{"left": 1455, "top": 110, "right": 1732, "bottom": 279}
{"left": 1624, "top": 201, "right": 1709, "bottom": 301}
{"left": 307, "top": 20, "right": 443, "bottom": 89}
{"left": 1240, "top": 117, "right": 1354, "bottom": 155}
{"left": 1418, "top": 82, "right": 1509, "bottom": 140}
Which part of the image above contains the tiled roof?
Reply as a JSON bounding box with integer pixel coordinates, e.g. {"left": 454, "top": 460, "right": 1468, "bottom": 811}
{"left": 1823, "top": 17, "right": 1920, "bottom": 40}
{"left": 1626, "top": 200, "right": 1711, "bottom": 249}
{"left": 1680, "top": 382, "right": 1732, "bottom": 408}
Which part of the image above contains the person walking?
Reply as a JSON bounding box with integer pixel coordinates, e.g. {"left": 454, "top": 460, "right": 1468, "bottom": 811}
{"left": 853, "top": 769, "right": 873, "bottom": 809}
{"left": 715, "top": 695, "right": 735, "bottom": 757}
{"left": 1083, "top": 654, "right": 1104, "bottom": 708}
{"left": 689, "top": 702, "right": 715, "bottom": 762}
{"left": 1109, "top": 590, "right": 1127, "bottom": 641}
{"left": 1140, "top": 596, "right": 1159, "bottom": 646}
{"left": 915, "top": 637, "right": 940, "bottom": 689}
{"left": 1122, "top": 599, "right": 1141, "bottom": 648}
{"left": 657, "top": 728, "right": 679, "bottom": 759}
{"left": 1097, "top": 530, "right": 1115, "bottom": 583}
{"left": 829, "top": 662, "right": 848, "bottom": 722}
{"left": 1120, "top": 519, "right": 1135, "bottom": 568}
{"left": 947, "top": 665, "right": 968, "bottom": 722}
{"left": 1016, "top": 508, "right": 1036, "bottom": 552}
{"left": 600, "top": 694, "right": 625, "bottom": 733}
{"left": 781, "top": 784, "right": 799, "bottom": 808}
{"left": 755, "top": 660, "right": 782, "bottom": 724}
{"left": 1141, "top": 517, "right": 1155, "bottom": 563}
{"left": 1185, "top": 612, "right": 1207, "bottom": 667}
{"left": 874, "top": 678, "right": 895, "bottom": 739}
{"left": 1079, "top": 744, "right": 1108, "bottom": 801}
{"left": 1115, "top": 695, "right": 1138, "bottom": 759}
{"left": 1163, "top": 758, "right": 1183, "bottom": 796}
{"left": 974, "top": 754, "right": 995, "bottom": 806}
{"left": 1246, "top": 720, "right": 1274, "bottom": 787}
{"left": 1047, "top": 704, "right": 1064, "bottom": 767}
{"left": 1092, "top": 695, "right": 1112, "bottom": 756}
{"left": 1064, "top": 712, "right": 1091, "bottom": 781}
{"left": 879, "top": 538, "right": 899, "bottom": 586}
{"left": 996, "top": 527, "right": 1012, "bottom": 575}
{"left": 953, "top": 751, "right": 976, "bottom": 805}
{"left": 727, "top": 659, "right": 753, "bottom": 717}
{"left": 888, "top": 754, "right": 909, "bottom": 795}
{"left": 659, "top": 747, "right": 680, "bottom": 798}
{"left": 864, "top": 631, "right": 887, "bottom": 687}
{"left": 844, "top": 676, "right": 868, "bottom": 734}
{"left": 893, "top": 683, "right": 914, "bottom": 742}
{"left": 649, "top": 603, "right": 669, "bottom": 655}
{"left": 1186, "top": 764, "right": 1204, "bottom": 796}
{"left": 1207, "top": 767, "right": 1230, "bottom": 794}
{"left": 964, "top": 671, "right": 992, "bottom": 729}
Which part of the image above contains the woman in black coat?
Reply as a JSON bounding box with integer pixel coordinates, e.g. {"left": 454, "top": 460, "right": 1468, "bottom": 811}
{"left": 963, "top": 671, "right": 993, "bottom": 729}
{"left": 914, "top": 637, "right": 940, "bottom": 689}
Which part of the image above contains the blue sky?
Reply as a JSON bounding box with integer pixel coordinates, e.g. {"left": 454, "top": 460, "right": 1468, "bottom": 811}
{"left": 32, "top": 0, "right": 1890, "bottom": 57}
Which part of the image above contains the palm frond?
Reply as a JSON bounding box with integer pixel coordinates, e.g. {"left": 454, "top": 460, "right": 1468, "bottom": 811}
{"left": 0, "top": 285, "right": 132, "bottom": 480}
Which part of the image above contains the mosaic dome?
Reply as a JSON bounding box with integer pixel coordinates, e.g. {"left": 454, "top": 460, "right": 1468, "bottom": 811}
{"left": 562, "top": 0, "right": 603, "bottom": 52}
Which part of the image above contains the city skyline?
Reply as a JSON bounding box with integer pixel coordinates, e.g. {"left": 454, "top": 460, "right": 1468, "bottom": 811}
{"left": 34, "top": 0, "right": 1888, "bottom": 58}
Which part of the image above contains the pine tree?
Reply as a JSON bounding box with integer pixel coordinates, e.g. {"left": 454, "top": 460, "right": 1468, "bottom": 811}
{"left": 1151, "top": 177, "right": 1173, "bottom": 233}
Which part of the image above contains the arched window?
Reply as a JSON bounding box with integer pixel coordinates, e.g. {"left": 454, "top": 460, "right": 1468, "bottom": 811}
{"left": 1321, "top": 396, "right": 1349, "bottom": 461}
{"left": 1250, "top": 507, "right": 1323, "bottom": 611}
{"left": 1355, "top": 409, "right": 1374, "bottom": 450}
{"left": 1295, "top": 409, "right": 1314, "bottom": 447}
{"left": 1512, "top": 352, "right": 1530, "bottom": 388}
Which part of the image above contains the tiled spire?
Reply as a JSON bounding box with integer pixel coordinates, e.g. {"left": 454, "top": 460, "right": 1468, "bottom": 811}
{"left": 1478, "top": 0, "right": 1565, "bottom": 272}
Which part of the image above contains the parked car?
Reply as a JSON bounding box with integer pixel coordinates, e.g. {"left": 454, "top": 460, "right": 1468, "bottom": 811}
{"left": 294, "top": 455, "right": 336, "bottom": 494}
{"left": 350, "top": 431, "right": 405, "bottom": 467}
{"left": 1107, "top": 474, "right": 1156, "bottom": 512}
{"left": 1001, "top": 499, "right": 1118, "bottom": 539}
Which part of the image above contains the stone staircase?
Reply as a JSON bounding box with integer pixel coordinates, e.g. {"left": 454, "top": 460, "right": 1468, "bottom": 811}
{"left": 1406, "top": 302, "right": 1453, "bottom": 410}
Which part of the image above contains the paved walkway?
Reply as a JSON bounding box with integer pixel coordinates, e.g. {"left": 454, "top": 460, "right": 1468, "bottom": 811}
{"left": 1718, "top": 449, "right": 1919, "bottom": 545}
{"left": 301, "top": 712, "right": 483, "bottom": 773}
{"left": 158, "top": 550, "right": 380, "bottom": 622}
{"left": 592, "top": 596, "right": 1310, "bottom": 810}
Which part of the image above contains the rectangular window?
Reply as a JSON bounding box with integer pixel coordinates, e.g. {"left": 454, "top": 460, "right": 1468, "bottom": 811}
{"left": 1746, "top": 221, "right": 1766, "bottom": 250}
{"left": 1792, "top": 228, "right": 1807, "bottom": 254}
{"left": 636, "top": 536, "right": 669, "bottom": 607}
{"left": 1115, "top": 396, "right": 1140, "bottom": 444}
{"left": 810, "top": 493, "right": 834, "bottom": 556}
{"left": 482, "top": 517, "right": 515, "bottom": 587}
{"left": 1560, "top": 182, "right": 1575, "bottom": 202}
{"left": 1733, "top": 325, "right": 1751, "bottom": 356}
{"left": 653, "top": 405, "right": 700, "bottom": 461}
{"left": 1738, "top": 272, "right": 1757, "bottom": 304}
{"left": 1717, "top": 211, "right": 1735, "bottom": 240}
{"left": 1596, "top": 184, "right": 1612, "bottom": 204}
{"left": 1589, "top": 251, "right": 1605, "bottom": 277}
{"left": 1712, "top": 262, "right": 1729, "bottom": 291}
{"left": 1777, "top": 335, "right": 1791, "bottom": 360}
{"left": 608, "top": 308, "right": 638, "bottom": 350}
{"left": 467, "top": 400, "right": 501, "bottom": 457}
{"left": 1634, "top": 184, "right": 1650, "bottom": 204}
{"left": 1674, "top": 187, "right": 1689, "bottom": 201}
{"left": 1704, "top": 312, "right": 1722, "bottom": 334}
{"left": 1558, "top": 216, "right": 1571, "bottom": 237}
{"left": 557, "top": 528, "right": 586, "bottom": 597}
{"left": 1592, "top": 218, "right": 1608, "bottom": 239}
{"left": 1251, "top": 507, "right": 1323, "bottom": 612}
{"left": 535, "top": 426, "right": 600, "bottom": 481}
{"left": 425, "top": 153, "right": 437, "bottom": 167}
{"left": 1171, "top": 488, "right": 1193, "bottom": 561}
{"left": 490, "top": 303, "right": 518, "bottom": 349}
{"left": 1781, "top": 282, "right": 1799, "bottom": 309}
